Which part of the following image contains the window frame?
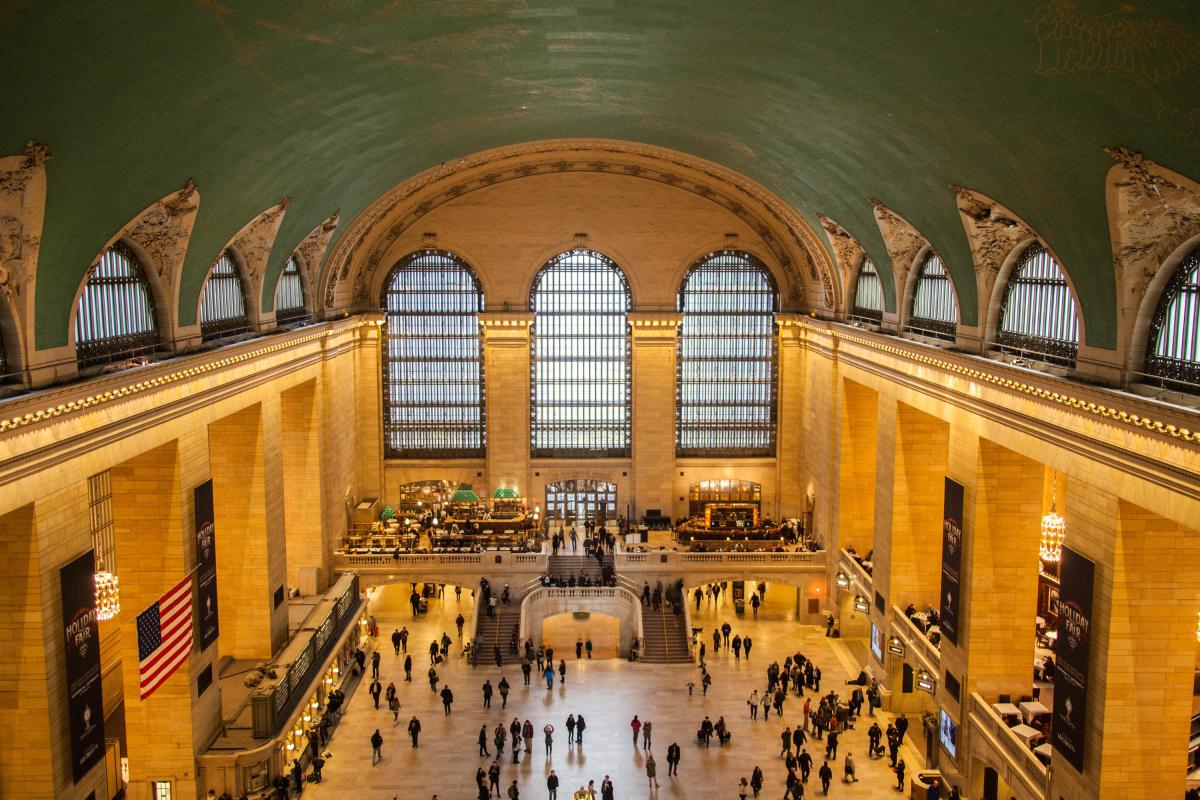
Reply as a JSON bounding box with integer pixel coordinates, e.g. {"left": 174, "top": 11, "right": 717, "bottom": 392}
{"left": 995, "top": 242, "right": 1080, "bottom": 368}
{"left": 675, "top": 249, "right": 779, "bottom": 458}
{"left": 850, "top": 256, "right": 884, "bottom": 323}
{"left": 274, "top": 256, "right": 309, "bottom": 324}
{"left": 906, "top": 251, "right": 959, "bottom": 341}
{"left": 529, "top": 249, "right": 632, "bottom": 460}
{"left": 74, "top": 241, "right": 160, "bottom": 367}
{"left": 380, "top": 249, "right": 487, "bottom": 460}
{"left": 200, "top": 250, "right": 252, "bottom": 342}
{"left": 1145, "top": 245, "right": 1200, "bottom": 391}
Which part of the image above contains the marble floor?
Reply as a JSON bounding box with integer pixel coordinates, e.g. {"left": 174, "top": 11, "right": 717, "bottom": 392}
{"left": 303, "top": 582, "right": 936, "bottom": 800}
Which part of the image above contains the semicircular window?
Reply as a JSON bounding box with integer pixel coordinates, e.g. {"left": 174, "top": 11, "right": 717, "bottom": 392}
{"left": 274, "top": 257, "right": 309, "bottom": 324}
{"left": 1145, "top": 245, "right": 1200, "bottom": 393}
{"left": 381, "top": 250, "right": 486, "bottom": 458}
{"left": 997, "top": 243, "right": 1080, "bottom": 367}
{"left": 851, "top": 257, "right": 884, "bottom": 323}
{"left": 530, "top": 249, "right": 631, "bottom": 459}
{"left": 676, "top": 250, "right": 778, "bottom": 457}
{"left": 74, "top": 242, "right": 159, "bottom": 367}
{"left": 907, "top": 252, "right": 958, "bottom": 341}
{"left": 200, "top": 251, "right": 250, "bottom": 341}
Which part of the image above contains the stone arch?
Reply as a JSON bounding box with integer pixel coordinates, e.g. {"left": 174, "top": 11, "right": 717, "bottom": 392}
{"left": 983, "top": 237, "right": 1086, "bottom": 356}
{"left": 196, "top": 243, "right": 258, "bottom": 333}
{"left": 287, "top": 210, "right": 340, "bottom": 317}
{"left": 67, "top": 236, "right": 171, "bottom": 357}
{"left": 1129, "top": 231, "right": 1200, "bottom": 380}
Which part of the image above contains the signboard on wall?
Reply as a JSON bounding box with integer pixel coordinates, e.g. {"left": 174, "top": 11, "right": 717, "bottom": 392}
{"left": 870, "top": 623, "right": 884, "bottom": 663}
{"left": 1052, "top": 545, "right": 1095, "bottom": 773}
{"left": 60, "top": 550, "right": 106, "bottom": 782}
{"left": 938, "top": 477, "right": 965, "bottom": 645}
{"left": 194, "top": 480, "right": 219, "bottom": 651}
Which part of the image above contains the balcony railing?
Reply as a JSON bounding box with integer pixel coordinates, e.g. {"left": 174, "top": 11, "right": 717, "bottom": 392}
{"left": 839, "top": 549, "right": 873, "bottom": 592}
{"left": 967, "top": 691, "right": 1049, "bottom": 799}
{"left": 889, "top": 605, "right": 941, "bottom": 675}
{"left": 615, "top": 550, "right": 825, "bottom": 569}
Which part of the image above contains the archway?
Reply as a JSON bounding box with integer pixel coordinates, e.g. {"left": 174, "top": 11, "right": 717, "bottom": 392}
{"left": 541, "top": 612, "right": 622, "bottom": 659}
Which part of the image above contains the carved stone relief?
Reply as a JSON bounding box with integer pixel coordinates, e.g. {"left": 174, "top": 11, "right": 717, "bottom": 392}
{"left": 0, "top": 141, "right": 48, "bottom": 353}
{"left": 870, "top": 198, "right": 927, "bottom": 299}
{"left": 818, "top": 213, "right": 865, "bottom": 312}
{"left": 294, "top": 210, "right": 341, "bottom": 299}
{"left": 950, "top": 186, "right": 1036, "bottom": 314}
{"left": 1106, "top": 147, "right": 1200, "bottom": 336}
{"left": 123, "top": 179, "right": 199, "bottom": 291}
{"left": 230, "top": 198, "right": 290, "bottom": 302}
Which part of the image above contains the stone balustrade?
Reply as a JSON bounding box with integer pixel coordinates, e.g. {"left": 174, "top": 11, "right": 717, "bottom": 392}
{"left": 966, "top": 691, "right": 1050, "bottom": 800}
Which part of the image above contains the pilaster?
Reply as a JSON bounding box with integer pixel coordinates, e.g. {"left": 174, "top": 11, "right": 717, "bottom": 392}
{"left": 480, "top": 313, "right": 533, "bottom": 492}
{"left": 629, "top": 313, "right": 681, "bottom": 518}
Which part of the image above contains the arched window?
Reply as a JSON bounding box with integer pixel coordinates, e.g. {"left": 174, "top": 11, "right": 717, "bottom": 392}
{"left": 851, "top": 257, "right": 884, "bottom": 323}
{"left": 200, "top": 251, "right": 250, "bottom": 341}
{"left": 74, "top": 242, "right": 159, "bottom": 366}
{"left": 996, "top": 243, "right": 1080, "bottom": 367}
{"left": 544, "top": 479, "right": 618, "bottom": 523}
{"left": 382, "top": 250, "right": 486, "bottom": 458}
{"left": 907, "top": 252, "right": 958, "bottom": 341}
{"left": 676, "top": 250, "right": 778, "bottom": 457}
{"left": 274, "top": 257, "right": 308, "bottom": 324}
{"left": 530, "top": 249, "right": 631, "bottom": 458}
{"left": 1146, "top": 245, "right": 1200, "bottom": 391}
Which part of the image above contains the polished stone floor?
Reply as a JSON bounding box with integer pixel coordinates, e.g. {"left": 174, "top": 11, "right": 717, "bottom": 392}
{"left": 304, "top": 582, "right": 935, "bottom": 799}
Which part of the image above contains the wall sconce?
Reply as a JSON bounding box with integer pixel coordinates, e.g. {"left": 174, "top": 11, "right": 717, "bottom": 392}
{"left": 854, "top": 594, "right": 869, "bottom": 612}
{"left": 887, "top": 636, "right": 905, "bottom": 656}
{"left": 915, "top": 669, "right": 937, "bottom": 693}
{"left": 835, "top": 572, "right": 850, "bottom": 589}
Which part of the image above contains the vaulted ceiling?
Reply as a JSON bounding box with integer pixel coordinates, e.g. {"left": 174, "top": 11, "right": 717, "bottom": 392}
{"left": 4, "top": 0, "right": 1200, "bottom": 349}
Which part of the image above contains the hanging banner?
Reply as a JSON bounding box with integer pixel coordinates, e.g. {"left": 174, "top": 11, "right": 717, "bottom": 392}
{"left": 60, "top": 550, "right": 105, "bottom": 782}
{"left": 938, "top": 477, "right": 964, "bottom": 645}
{"left": 195, "top": 479, "right": 219, "bottom": 651}
{"left": 1052, "top": 545, "right": 1095, "bottom": 773}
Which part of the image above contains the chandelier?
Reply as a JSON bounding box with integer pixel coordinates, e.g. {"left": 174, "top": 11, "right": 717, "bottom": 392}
{"left": 1039, "top": 476, "right": 1066, "bottom": 562}
{"left": 94, "top": 569, "right": 121, "bottom": 621}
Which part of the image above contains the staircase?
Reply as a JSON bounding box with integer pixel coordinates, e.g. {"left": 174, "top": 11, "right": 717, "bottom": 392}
{"left": 548, "top": 553, "right": 612, "bottom": 584}
{"left": 474, "top": 606, "right": 522, "bottom": 666}
{"left": 639, "top": 605, "right": 693, "bottom": 664}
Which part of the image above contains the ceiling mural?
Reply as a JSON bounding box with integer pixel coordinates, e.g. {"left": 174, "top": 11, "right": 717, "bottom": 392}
{"left": 1, "top": 1, "right": 1198, "bottom": 349}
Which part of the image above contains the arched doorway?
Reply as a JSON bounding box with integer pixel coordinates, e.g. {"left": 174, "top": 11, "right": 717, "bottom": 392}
{"left": 545, "top": 480, "right": 617, "bottom": 524}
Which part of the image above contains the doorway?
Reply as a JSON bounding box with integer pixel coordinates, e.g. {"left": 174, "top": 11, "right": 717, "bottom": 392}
{"left": 545, "top": 480, "right": 617, "bottom": 524}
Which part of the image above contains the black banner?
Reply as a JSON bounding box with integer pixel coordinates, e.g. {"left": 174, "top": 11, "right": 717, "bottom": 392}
{"left": 195, "top": 479, "right": 219, "bottom": 650}
{"left": 1052, "top": 545, "right": 1095, "bottom": 773}
{"left": 60, "top": 550, "right": 105, "bottom": 782}
{"left": 938, "top": 477, "right": 964, "bottom": 645}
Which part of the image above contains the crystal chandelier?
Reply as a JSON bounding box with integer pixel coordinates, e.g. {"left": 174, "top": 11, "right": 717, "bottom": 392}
{"left": 94, "top": 569, "right": 121, "bottom": 621}
{"left": 1039, "top": 476, "right": 1066, "bottom": 562}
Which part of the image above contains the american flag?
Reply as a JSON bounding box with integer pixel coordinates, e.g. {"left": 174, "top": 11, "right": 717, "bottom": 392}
{"left": 136, "top": 575, "right": 194, "bottom": 700}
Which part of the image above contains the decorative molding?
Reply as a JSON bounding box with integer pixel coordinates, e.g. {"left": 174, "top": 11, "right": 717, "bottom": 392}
{"left": 294, "top": 210, "right": 341, "bottom": 305}
{"left": 0, "top": 141, "right": 48, "bottom": 365}
{"left": 818, "top": 214, "right": 866, "bottom": 312}
{"left": 230, "top": 199, "right": 290, "bottom": 304}
{"left": 1104, "top": 146, "right": 1200, "bottom": 338}
{"left": 950, "top": 186, "right": 1037, "bottom": 315}
{"left": 123, "top": 179, "right": 199, "bottom": 290}
{"left": 870, "top": 198, "right": 928, "bottom": 299}
{"left": 321, "top": 140, "right": 840, "bottom": 315}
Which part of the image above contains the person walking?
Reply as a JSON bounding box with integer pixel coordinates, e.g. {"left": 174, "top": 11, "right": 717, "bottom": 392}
{"left": 399, "top": 626, "right": 409, "bottom": 652}
{"left": 843, "top": 752, "right": 858, "bottom": 783}
{"left": 494, "top": 724, "right": 507, "bottom": 756}
{"left": 523, "top": 719, "right": 534, "bottom": 753}
{"left": 544, "top": 665, "right": 555, "bottom": 690}
{"left": 483, "top": 680, "right": 493, "bottom": 708}
{"left": 825, "top": 729, "right": 839, "bottom": 761}
{"left": 798, "top": 748, "right": 813, "bottom": 783}
{"left": 750, "top": 766, "right": 763, "bottom": 797}
{"left": 642, "top": 719, "right": 653, "bottom": 749}
{"left": 749, "top": 689, "right": 759, "bottom": 719}
{"left": 457, "top": 613, "right": 466, "bottom": 637}
{"left": 404, "top": 653, "right": 412, "bottom": 681}
{"left": 601, "top": 775, "right": 614, "bottom": 800}
{"left": 499, "top": 676, "right": 511, "bottom": 708}
{"left": 523, "top": 658, "right": 532, "bottom": 686}
{"left": 743, "top": 635, "right": 753, "bottom": 659}
{"left": 507, "top": 779, "right": 520, "bottom": 800}
{"left": 895, "top": 758, "right": 906, "bottom": 792}
{"left": 646, "top": 752, "right": 659, "bottom": 789}
{"left": 558, "top": 659, "right": 566, "bottom": 685}
{"left": 781, "top": 726, "right": 793, "bottom": 757}
{"left": 585, "top": 639, "right": 593, "bottom": 659}
{"left": 630, "top": 716, "right": 642, "bottom": 747}
{"left": 479, "top": 725, "right": 490, "bottom": 757}
{"left": 441, "top": 684, "right": 454, "bottom": 715}
{"left": 575, "top": 714, "right": 587, "bottom": 744}
{"left": 576, "top": 638, "right": 584, "bottom": 659}
{"left": 544, "top": 722, "right": 555, "bottom": 755}
{"left": 721, "top": 621, "right": 732, "bottom": 646}
{"left": 750, "top": 592, "right": 760, "bottom": 618}
{"left": 388, "top": 693, "right": 400, "bottom": 724}
{"left": 408, "top": 716, "right": 422, "bottom": 747}
{"left": 818, "top": 759, "right": 833, "bottom": 795}
{"left": 510, "top": 718, "right": 522, "bottom": 763}
{"left": 392, "top": 628, "right": 402, "bottom": 655}
{"left": 371, "top": 650, "right": 381, "bottom": 679}
{"left": 895, "top": 713, "right": 909, "bottom": 744}
{"left": 666, "top": 742, "right": 680, "bottom": 776}
{"left": 370, "top": 728, "right": 383, "bottom": 765}
{"left": 732, "top": 635, "right": 742, "bottom": 660}
{"left": 566, "top": 714, "right": 577, "bottom": 744}
{"left": 738, "top": 777, "right": 749, "bottom": 800}
{"left": 488, "top": 761, "right": 502, "bottom": 798}
{"left": 369, "top": 678, "right": 382, "bottom": 709}
{"left": 547, "top": 770, "right": 559, "bottom": 800}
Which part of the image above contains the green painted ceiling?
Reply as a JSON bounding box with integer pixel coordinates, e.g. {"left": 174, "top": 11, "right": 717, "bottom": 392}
{"left": 5, "top": 0, "right": 1200, "bottom": 349}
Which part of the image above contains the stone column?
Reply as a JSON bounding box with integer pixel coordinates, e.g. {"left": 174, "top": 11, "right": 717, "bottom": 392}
{"left": 112, "top": 439, "right": 221, "bottom": 800}
{"left": 867, "top": 396, "right": 897, "bottom": 608}
{"left": 629, "top": 313, "right": 680, "bottom": 518}
{"left": 1051, "top": 482, "right": 1200, "bottom": 800}
{"left": 208, "top": 403, "right": 287, "bottom": 659}
{"left": 355, "top": 317, "right": 384, "bottom": 499}
{"left": 836, "top": 378, "right": 879, "bottom": 552}
{"left": 281, "top": 379, "right": 326, "bottom": 593}
{"left": 776, "top": 318, "right": 805, "bottom": 518}
{"left": 480, "top": 313, "right": 533, "bottom": 493}
{"left": 886, "top": 401, "right": 948, "bottom": 609}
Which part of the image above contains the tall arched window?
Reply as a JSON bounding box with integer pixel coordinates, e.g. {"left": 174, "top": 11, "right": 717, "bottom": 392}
{"left": 996, "top": 243, "right": 1080, "bottom": 367}
{"left": 1146, "top": 245, "right": 1200, "bottom": 391}
{"left": 200, "top": 251, "right": 250, "bottom": 341}
{"left": 530, "top": 249, "right": 631, "bottom": 458}
{"left": 907, "top": 252, "right": 958, "bottom": 341}
{"left": 382, "top": 250, "right": 486, "bottom": 458}
{"left": 851, "top": 257, "right": 884, "bottom": 323}
{"left": 274, "top": 257, "right": 308, "bottom": 324}
{"left": 677, "top": 250, "right": 778, "bottom": 457}
{"left": 74, "top": 242, "right": 159, "bottom": 366}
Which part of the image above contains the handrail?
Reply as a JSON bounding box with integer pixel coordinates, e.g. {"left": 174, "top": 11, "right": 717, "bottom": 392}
{"left": 614, "top": 550, "right": 825, "bottom": 569}
{"left": 839, "top": 549, "right": 873, "bottom": 592}
{"left": 889, "top": 605, "right": 941, "bottom": 675}
{"left": 967, "top": 691, "right": 1049, "bottom": 799}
